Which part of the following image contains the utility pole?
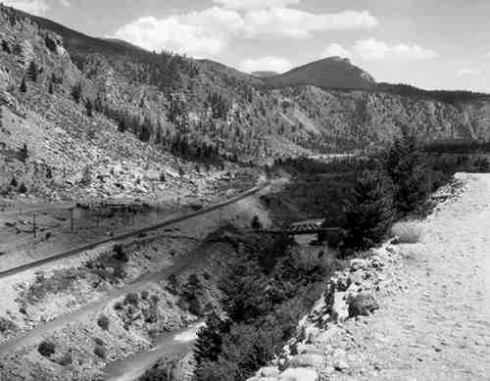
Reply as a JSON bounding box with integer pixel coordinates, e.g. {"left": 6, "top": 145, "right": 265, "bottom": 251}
{"left": 70, "top": 208, "right": 74, "bottom": 232}
{"left": 33, "top": 212, "right": 37, "bottom": 238}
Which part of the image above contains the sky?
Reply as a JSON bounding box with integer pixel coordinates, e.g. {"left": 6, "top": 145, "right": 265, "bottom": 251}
{"left": 4, "top": 0, "right": 490, "bottom": 91}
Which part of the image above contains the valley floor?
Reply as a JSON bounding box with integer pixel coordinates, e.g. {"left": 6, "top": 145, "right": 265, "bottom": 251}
{"left": 332, "top": 173, "right": 490, "bottom": 380}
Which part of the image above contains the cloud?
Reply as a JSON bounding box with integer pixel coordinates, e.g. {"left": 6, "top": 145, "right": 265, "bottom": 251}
{"left": 113, "top": 5, "right": 378, "bottom": 57}
{"left": 113, "top": 7, "right": 243, "bottom": 57}
{"left": 213, "top": 0, "right": 300, "bottom": 10}
{"left": 458, "top": 68, "right": 481, "bottom": 76}
{"left": 3, "top": 0, "right": 49, "bottom": 15}
{"left": 3, "top": 0, "right": 69, "bottom": 15}
{"left": 322, "top": 43, "right": 352, "bottom": 59}
{"left": 353, "top": 39, "right": 437, "bottom": 61}
{"left": 239, "top": 56, "right": 292, "bottom": 73}
{"left": 243, "top": 9, "right": 377, "bottom": 38}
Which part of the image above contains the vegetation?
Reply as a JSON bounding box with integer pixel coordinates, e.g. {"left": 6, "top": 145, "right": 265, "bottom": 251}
{"left": 38, "top": 340, "right": 56, "bottom": 358}
{"left": 194, "top": 231, "right": 332, "bottom": 380}
{"left": 97, "top": 315, "right": 110, "bottom": 331}
{"left": 341, "top": 170, "right": 394, "bottom": 252}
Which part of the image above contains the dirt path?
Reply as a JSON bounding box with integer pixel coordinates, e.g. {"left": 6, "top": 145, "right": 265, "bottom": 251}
{"left": 331, "top": 173, "right": 490, "bottom": 380}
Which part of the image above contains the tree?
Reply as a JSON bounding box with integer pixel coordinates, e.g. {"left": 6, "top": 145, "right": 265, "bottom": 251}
{"left": 385, "top": 132, "right": 427, "bottom": 216}
{"left": 19, "top": 77, "right": 27, "bottom": 93}
{"left": 85, "top": 98, "right": 93, "bottom": 117}
{"left": 251, "top": 216, "right": 262, "bottom": 230}
{"left": 71, "top": 82, "right": 82, "bottom": 104}
{"left": 342, "top": 170, "right": 394, "bottom": 252}
{"left": 27, "top": 60, "right": 38, "bottom": 82}
{"left": 18, "top": 143, "right": 29, "bottom": 162}
{"left": 1, "top": 40, "right": 10, "bottom": 53}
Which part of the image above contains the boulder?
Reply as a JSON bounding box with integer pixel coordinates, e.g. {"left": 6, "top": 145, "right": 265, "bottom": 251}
{"left": 289, "top": 354, "right": 324, "bottom": 368}
{"left": 331, "top": 291, "right": 349, "bottom": 323}
{"left": 348, "top": 293, "right": 379, "bottom": 318}
{"left": 279, "top": 368, "right": 319, "bottom": 381}
{"left": 260, "top": 367, "right": 280, "bottom": 378}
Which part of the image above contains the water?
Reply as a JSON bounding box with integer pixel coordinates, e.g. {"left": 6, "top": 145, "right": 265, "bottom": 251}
{"left": 104, "top": 323, "right": 205, "bottom": 381}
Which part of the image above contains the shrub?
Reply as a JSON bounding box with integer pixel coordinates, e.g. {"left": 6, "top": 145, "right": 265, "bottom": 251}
{"left": 97, "top": 315, "right": 110, "bottom": 331}
{"left": 18, "top": 183, "right": 27, "bottom": 194}
{"left": 0, "top": 317, "right": 17, "bottom": 333}
{"left": 38, "top": 340, "right": 56, "bottom": 358}
{"left": 391, "top": 221, "right": 425, "bottom": 244}
{"left": 124, "top": 293, "right": 139, "bottom": 307}
{"left": 113, "top": 244, "right": 129, "bottom": 262}
{"left": 251, "top": 216, "right": 262, "bottom": 230}
{"left": 94, "top": 344, "right": 106, "bottom": 359}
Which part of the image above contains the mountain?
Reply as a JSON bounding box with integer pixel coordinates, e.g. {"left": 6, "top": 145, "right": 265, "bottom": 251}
{"left": 2, "top": 4, "right": 490, "bottom": 202}
{"left": 261, "top": 57, "right": 376, "bottom": 90}
{"left": 252, "top": 71, "right": 279, "bottom": 78}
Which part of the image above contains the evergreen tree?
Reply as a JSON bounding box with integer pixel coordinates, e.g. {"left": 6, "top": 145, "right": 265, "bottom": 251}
{"left": 71, "top": 82, "right": 82, "bottom": 104}
{"left": 342, "top": 170, "right": 394, "bottom": 252}
{"left": 85, "top": 99, "right": 93, "bottom": 117}
{"left": 385, "top": 132, "right": 427, "bottom": 216}
{"left": 48, "top": 80, "right": 54, "bottom": 94}
{"left": 19, "top": 77, "right": 27, "bottom": 93}
{"left": 18, "top": 143, "right": 29, "bottom": 162}
{"left": 27, "top": 60, "right": 38, "bottom": 82}
{"left": 1, "top": 40, "right": 10, "bottom": 53}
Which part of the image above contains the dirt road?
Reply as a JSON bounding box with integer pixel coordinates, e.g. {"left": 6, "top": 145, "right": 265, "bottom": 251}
{"left": 331, "top": 173, "right": 490, "bottom": 380}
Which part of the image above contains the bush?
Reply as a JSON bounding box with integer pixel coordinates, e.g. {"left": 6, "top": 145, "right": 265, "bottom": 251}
{"left": 38, "top": 340, "right": 56, "bottom": 358}
{"left": 97, "top": 315, "right": 110, "bottom": 331}
{"left": 342, "top": 170, "right": 394, "bottom": 252}
{"left": 0, "top": 317, "right": 17, "bottom": 333}
{"left": 18, "top": 183, "right": 27, "bottom": 194}
{"left": 94, "top": 344, "right": 106, "bottom": 359}
{"left": 124, "top": 293, "right": 139, "bottom": 307}
{"left": 113, "top": 244, "right": 129, "bottom": 262}
{"left": 391, "top": 221, "right": 425, "bottom": 244}
{"left": 56, "top": 353, "right": 73, "bottom": 366}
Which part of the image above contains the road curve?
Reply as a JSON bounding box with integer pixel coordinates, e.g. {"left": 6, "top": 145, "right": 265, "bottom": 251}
{"left": 0, "top": 181, "right": 269, "bottom": 280}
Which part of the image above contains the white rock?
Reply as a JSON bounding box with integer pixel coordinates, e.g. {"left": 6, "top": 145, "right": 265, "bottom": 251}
{"left": 279, "top": 368, "right": 319, "bottom": 381}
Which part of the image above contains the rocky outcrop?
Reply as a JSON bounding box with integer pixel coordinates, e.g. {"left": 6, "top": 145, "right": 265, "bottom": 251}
{"left": 248, "top": 243, "right": 398, "bottom": 381}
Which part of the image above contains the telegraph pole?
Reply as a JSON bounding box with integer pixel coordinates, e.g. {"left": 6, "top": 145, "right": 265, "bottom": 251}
{"left": 33, "top": 212, "right": 37, "bottom": 238}
{"left": 70, "top": 208, "right": 74, "bottom": 232}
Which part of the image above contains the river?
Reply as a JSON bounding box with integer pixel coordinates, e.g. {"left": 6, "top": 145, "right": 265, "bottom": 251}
{"left": 104, "top": 323, "right": 205, "bottom": 381}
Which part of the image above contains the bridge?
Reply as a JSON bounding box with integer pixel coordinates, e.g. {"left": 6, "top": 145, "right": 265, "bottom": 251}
{"left": 261, "top": 222, "right": 341, "bottom": 236}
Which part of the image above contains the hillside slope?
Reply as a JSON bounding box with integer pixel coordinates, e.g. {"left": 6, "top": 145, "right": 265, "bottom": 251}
{"left": 2, "top": 5, "right": 490, "bottom": 202}
{"left": 262, "top": 57, "right": 376, "bottom": 90}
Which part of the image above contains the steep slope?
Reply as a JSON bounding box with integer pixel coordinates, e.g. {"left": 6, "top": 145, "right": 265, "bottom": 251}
{"left": 2, "top": 4, "right": 490, "bottom": 203}
{"left": 261, "top": 57, "right": 376, "bottom": 90}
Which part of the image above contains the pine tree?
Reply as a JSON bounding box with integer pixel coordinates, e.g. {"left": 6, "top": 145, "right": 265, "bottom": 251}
{"left": 385, "top": 132, "right": 427, "bottom": 216}
{"left": 48, "top": 80, "right": 54, "bottom": 94}
{"left": 27, "top": 60, "right": 38, "bottom": 82}
{"left": 85, "top": 99, "right": 93, "bottom": 117}
{"left": 71, "top": 82, "right": 82, "bottom": 104}
{"left": 1, "top": 40, "right": 10, "bottom": 53}
{"left": 342, "top": 170, "right": 394, "bottom": 252}
{"left": 19, "top": 77, "right": 27, "bottom": 93}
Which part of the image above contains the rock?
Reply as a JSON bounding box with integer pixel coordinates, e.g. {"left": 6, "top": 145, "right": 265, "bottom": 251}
{"left": 260, "top": 367, "right": 280, "bottom": 377}
{"left": 348, "top": 293, "right": 379, "bottom": 318}
{"left": 349, "top": 258, "right": 367, "bottom": 271}
{"left": 331, "top": 291, "right": 349, "bottom": 323}
{"left": 289, "top": 354, "right": 324, "bottom": 368}
{"left": 348, "top": 270, "right": 364, "bottom": 285}
{"left": 332, "top": 349, "right": 349, "bottom": 372}
{"left": 279, "top": 368, "right": 319, "bottom": 381}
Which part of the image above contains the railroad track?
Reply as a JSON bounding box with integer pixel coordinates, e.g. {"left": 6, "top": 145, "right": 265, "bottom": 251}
{"left": 0, "top": 182, "right": 269, "bottom": 280}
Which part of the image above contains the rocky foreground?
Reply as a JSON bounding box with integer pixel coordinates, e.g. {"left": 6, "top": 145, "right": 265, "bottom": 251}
{"left": 249, "top": 173, "right": 490, "bottom": 381}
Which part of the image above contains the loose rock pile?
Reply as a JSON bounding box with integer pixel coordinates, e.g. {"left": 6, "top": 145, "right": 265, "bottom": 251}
{"left": 249, "top": 243, "right": 398, "bottom": 381}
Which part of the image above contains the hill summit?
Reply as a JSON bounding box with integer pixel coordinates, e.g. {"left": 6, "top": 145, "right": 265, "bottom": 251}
{"left": 261, "top": 57, "right": 376, "bottom": 90}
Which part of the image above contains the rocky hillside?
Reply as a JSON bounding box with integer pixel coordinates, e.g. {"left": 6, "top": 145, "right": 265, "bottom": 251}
{"left": 2, "top": 5, "right": 490, "bottom": 200}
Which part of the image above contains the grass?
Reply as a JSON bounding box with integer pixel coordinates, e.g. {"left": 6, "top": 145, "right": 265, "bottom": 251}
{"left": 391, "top": 221, "right": 425, "bottom": 244}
